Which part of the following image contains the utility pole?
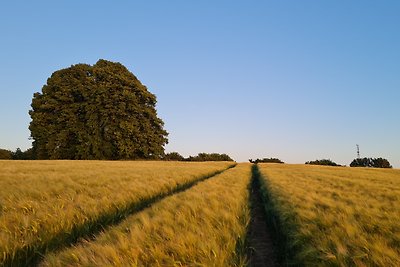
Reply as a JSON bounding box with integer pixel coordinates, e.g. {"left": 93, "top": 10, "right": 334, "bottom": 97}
{"left": 356, "top": 144, "right": 360, "bottom": 159}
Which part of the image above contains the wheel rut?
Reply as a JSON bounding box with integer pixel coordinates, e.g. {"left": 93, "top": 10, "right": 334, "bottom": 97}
{"left": 247, "top": 164, "right": 279, "bottom": 267}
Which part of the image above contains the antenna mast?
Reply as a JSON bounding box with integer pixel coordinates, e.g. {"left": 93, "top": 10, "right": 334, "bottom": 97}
{"left": 356, "top": 144, "right": 360, "bottom": 159}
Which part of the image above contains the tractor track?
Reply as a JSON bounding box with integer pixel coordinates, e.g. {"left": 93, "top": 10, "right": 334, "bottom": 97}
{"left": 247, "top": 164, "right": 279, "bottom": 267}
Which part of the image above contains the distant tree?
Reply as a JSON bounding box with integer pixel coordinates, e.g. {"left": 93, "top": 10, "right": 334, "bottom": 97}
{"left": 350, "top": 158, "right": 372, "bottom": 167}
{"left": 305, "top": 159, "right": 340, "bottom": 166}
{"left": 249, "top": 158, "right": 284, "bottom": 164}
{"left": 373, "top": 157, "right": 392, "bottom": 168}
{"left": 350, "top": 157, "right": 392, "bottom": 168}
{"left": 22, "top": 148, "right": 34, "bottom": 160}
{"left": 186, "top": 153, "right": 234, "bottom": 162}
{"left": 11, "top": 148, "right": 34, "bottom": 160}
{"left": 12, "top": 148, "right": 24, "bottom": 160}
{"left": 29, "top": 59, "right": 168, "bottom": 160}
{"left": 0, "top": 149, "right": 13, "bottom": 159}
{"left": 163, "top": 152, "right": 185, "bottom": 161}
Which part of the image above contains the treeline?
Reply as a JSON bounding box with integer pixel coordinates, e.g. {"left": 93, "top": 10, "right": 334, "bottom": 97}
{"left": 164, "top": 152, "right": 234, "bottom": 162}
{"left": 0, "top": 149, "right": 234, "bottom": 162}
{"left": 249, "top": 158, "right": 284, "bottom": 164}
{"left": 305, "top": 159, "right": 341, "bottom": 166}
{"left": 305, "top": 157, "right": 392, "bottom": 168}
{"left": 350, "top": 157, "right": 392, "bottom": 168}
{"left": 0, "top": 148, "right": 33, "bottom": 160}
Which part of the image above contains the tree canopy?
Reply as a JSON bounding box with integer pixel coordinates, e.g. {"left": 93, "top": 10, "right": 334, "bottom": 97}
{"left": 0, "top": 148, "right": 34, "bottom": 160}
{"left": 29, "top": 59, "right": 168, "bottom": 160}
{"left": 163, "top": 152, "right": 185, "bottom": 161}
{"left": 305, "top": 159, "right": 340, "bottom": 166}
{"left": 161, "top": 152, "right": 234, "bottom": 162}
{"left": 186, "top": 153, "right": 234, "bottom": 162}
{"left": 0, "top": 149, "right": 13, "bottom": 159}
{"left": 350, "top": 157, "right": 392, "bottom": 168}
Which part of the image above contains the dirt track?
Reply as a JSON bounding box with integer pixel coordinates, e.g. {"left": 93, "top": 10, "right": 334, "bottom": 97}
{"left": 247, "top": 170, "right": 279, "bottom": 267}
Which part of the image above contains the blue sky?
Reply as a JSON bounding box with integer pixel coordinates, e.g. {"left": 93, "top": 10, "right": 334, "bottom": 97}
{"left": 0, "top": 1, "right": 399, "bottom": 167}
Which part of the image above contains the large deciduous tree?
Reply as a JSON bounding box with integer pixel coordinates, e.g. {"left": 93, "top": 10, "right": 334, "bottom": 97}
{"left": 29, "top": 59, "right": 168, "bottom": 159}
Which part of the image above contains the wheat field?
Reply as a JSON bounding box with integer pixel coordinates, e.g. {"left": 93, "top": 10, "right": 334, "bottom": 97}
{"left": 2, "top": 160, "right": 399, "bottom": 266}
{"left": 41, "top": 163, "right": 251, "bottom": 266}
{"left": 257, "top": 163, "right": 400, "bottom": 266}
{"left": 0, "top": 160, "right": 234, "bottom": 266}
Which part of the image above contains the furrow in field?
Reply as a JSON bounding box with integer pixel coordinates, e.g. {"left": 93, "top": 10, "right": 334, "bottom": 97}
{"left": 40, "top": 164, "right": 251, "bottom": 267}
{"left": 0, "top": 161, "right": 235, "bottom": 267}
{"left": 246, "top": 165, "right": 278, "bottom": 267}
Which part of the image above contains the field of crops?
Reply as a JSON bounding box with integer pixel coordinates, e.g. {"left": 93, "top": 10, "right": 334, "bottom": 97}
{"left": 1, "top": 160, "right": 399, "bottom": 266}
{"left": 41, "top": 164, "right": 251, "bottom": 266}
{"left": 0, "top": 160, "right": 234, "bottom": 266}
{"left": 257, "top": 163, "right": 400, "bottom": 266}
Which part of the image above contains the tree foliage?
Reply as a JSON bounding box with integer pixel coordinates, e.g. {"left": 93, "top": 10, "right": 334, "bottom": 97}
{"left": 29, "top": 59, "right": 168, "bottom": 160}
{"left": 350, "top": 157, "right": 392, "bottom": 168}
{"left": 249, "top": 158, "right": 284, "bottom": 164}
{"left": 163, "top": 152, "right": 185, "bottom": 161}
{"left": 186, "top": 153, "right": 234, "bottom": 162}
{"left": 305, "top": 159, "right": 340, "bottom": 166}
{"left": 12, "top": 148, "right": 34, "bottom": 160}
{"left": 162, "top": 152, "right": 234, "bottom": 162}
{"left": 0, "top": 149, "right": 13, "bottom": 159}
{"left": 0, "top": 148, "right": 34, "bottom": 160}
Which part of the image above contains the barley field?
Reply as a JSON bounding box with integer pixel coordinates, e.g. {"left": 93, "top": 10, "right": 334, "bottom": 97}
{"left": 257, "top": 163, "right": 400, "bottom": 266}
{"left": 0, "top": 160, "right": 234, "bottom": 266}
{"left": 41, "top": 164, "right": 251, "bottom": 266}
{"left": 2, "top": 160, "right": 400, "bottom": 267}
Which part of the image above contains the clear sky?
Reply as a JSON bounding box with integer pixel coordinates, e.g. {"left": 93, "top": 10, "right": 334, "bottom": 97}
{"left": 0, "top": 1, "right": 399, "bottom": 167}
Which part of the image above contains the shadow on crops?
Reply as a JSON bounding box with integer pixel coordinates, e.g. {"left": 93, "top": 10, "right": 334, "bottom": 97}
{"left": 4, "top": 164, "right": 237, "bottom": 267}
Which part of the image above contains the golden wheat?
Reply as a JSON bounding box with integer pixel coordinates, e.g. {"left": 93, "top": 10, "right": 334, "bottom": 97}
{"left": 41, "top": 163, "right": 251, "bottom": 267}
{"left": 0, "top": 160, "right": 233, "bottom": 265}
{"left": 258, "top": 163, "right": 400, "bottom": 266}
